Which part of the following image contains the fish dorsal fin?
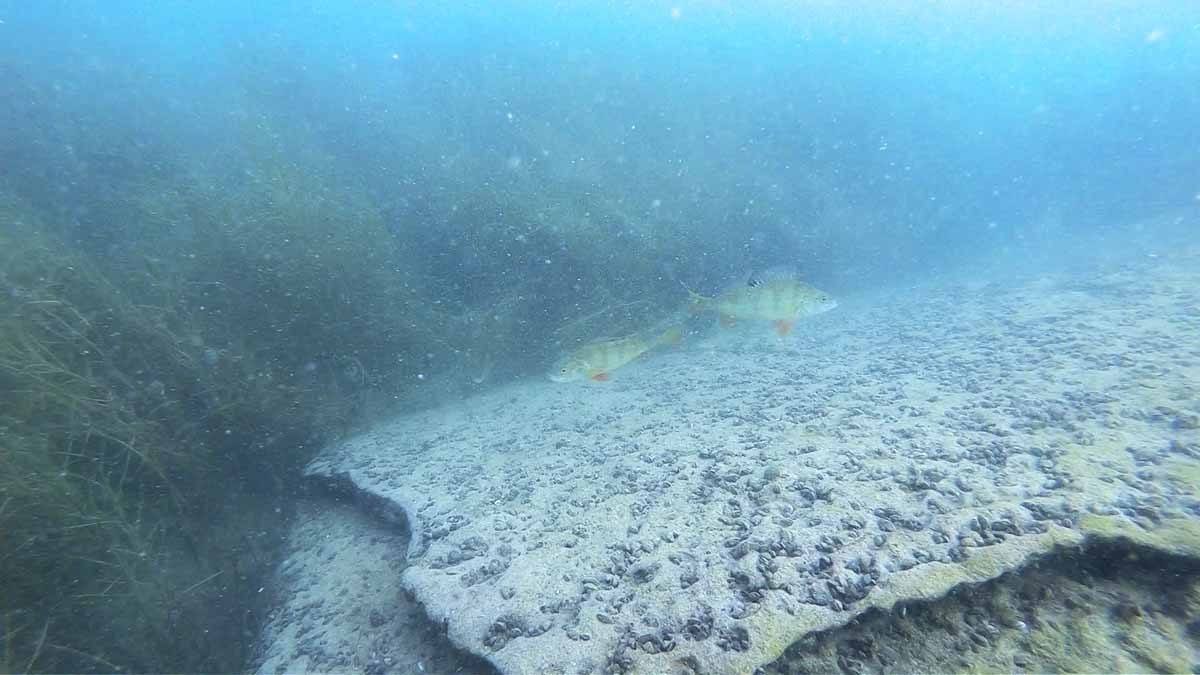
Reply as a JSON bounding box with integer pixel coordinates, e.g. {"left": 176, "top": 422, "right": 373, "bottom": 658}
{"left": 747, "top": 265, "right": 802, "bottom": 287}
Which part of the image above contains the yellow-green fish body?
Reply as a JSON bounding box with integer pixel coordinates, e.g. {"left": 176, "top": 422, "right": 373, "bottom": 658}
{"left": 550, "top": 327, "right": 682, "bottom": 382}
{"left": 690, "top": 271, "right": 837, "bottom": 336}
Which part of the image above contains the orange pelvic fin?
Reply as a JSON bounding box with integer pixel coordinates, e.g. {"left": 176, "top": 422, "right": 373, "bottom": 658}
{"left": 773, "top": 319, "right": 794, "bottom": 336}
{"left": 719, "top": 313, "right": 737, "bottom": 328}
{"left": 590, "top": 372, "right": 610, "bottom": 382}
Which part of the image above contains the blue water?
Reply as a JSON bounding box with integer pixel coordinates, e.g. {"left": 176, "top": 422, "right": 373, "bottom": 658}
{"left": 4, "top": 2, "right": 1198, "bottom": 289}
{"left": 2, "top": 1, "right": 1199, "bottom": 672}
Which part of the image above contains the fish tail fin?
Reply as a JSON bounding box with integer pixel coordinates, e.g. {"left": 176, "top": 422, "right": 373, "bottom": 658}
{"left": 681, "top": 283, "right": 711, "bottom": 314}
{"left": 658, "top": 326, "right": 684, "bottom": 347}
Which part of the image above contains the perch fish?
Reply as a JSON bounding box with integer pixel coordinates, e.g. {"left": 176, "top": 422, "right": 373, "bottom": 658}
{"left": 550, "top": 326, "right": 682, "bottom": 382}
{"left": 689, "top": 268, "right": 837, "bottom": 336}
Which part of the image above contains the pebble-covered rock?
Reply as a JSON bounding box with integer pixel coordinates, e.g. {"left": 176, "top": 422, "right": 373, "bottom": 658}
{"left": 301, "top": 252, "right": 1200, "bottom": 674}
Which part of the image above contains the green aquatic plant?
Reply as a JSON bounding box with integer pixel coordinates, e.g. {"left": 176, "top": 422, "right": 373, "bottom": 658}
{"left": 2, "top": 102, "right": 513, "bottom": 667}
{"left": 0, "top": 212, "right": 170, "bottom": 670}
{"left": 0, "top": 193, "right": 290, "bottom": 672}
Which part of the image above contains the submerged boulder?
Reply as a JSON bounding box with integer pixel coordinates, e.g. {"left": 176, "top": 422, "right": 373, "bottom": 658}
{"left": 299, "top": 254, "right": 1199, "bottom": 674}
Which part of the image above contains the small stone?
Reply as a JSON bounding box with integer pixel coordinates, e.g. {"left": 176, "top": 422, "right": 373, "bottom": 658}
{"left": 368, "top": 609, "right": 387, "bottom": 627}
{"left": 990, "top": 519, "right": 1019, "bottom": 535}
{"left": 1173, "top": 413, "right": 1199, "bottom": 430}
{"left": 1112, "top": 602, "right": 1143, "bottom": 623}
{"left": 631, "top": 562, "right": 660, "bottom": 583}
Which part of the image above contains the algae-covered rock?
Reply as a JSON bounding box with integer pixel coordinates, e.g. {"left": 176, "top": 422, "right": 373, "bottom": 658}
{"left": 764, "top": 541, "right": 1200, "bottom": 675}
{"left": 305, "top": 253, "right": 1200, "bottom": 673}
